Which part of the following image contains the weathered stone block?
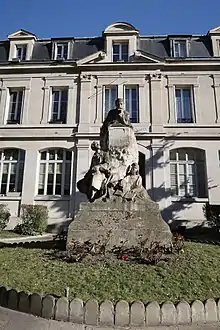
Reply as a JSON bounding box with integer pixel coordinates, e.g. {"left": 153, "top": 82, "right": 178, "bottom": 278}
{"left": 146, "top": 301, "right": 160, "bottom": 326}
{"left": 217, "top": 299, "right": 220, "bottom": 321}
{"left": 42, "top": 295, "right": 55, "bottom": 319}
{"left": 69, "top": 298, "right": 84, "bottom": 324}
{"left": 115, "top": 300, "right": 129, "bottom": 326}
{"left": 176, "top": 301, "right": 191, "bottom": 324}
{"left": 0, "top": 286, "right": 8, "bottom": 307}
{"left": 18, "top": 291, "right": 30, "bottom": 313}
{"left": 55, "top": 297, "right": 69, "bottom": 321}
{"left": 84, "top": 299, "right": 99, "bottom": 325}
{"left": 30, "top": 293, "right": 42, "bottom": 316}
{"left": 100, "top": 300, "right": 114, "bottom": 326}
{"left": 191, "top": 300, "right": 205, "bottom": 324}
{"left": 130, "top": 301, "right": 145, "bottom": 326}
{"left": 205, "top": 298, "right": 218, "bottom": 323}
{"left": 67, "top": 197, "right": 172, "bottom": 252}
{"left": 7, "top": 289, "right": 18, "bottom": 310}
{"left": 161, "top": 302, "right": 177, "bottom": 325}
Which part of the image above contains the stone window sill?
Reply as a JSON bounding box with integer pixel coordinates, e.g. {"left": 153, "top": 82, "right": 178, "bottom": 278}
{"left": 171, "top": 197, "right": 208, "bottom": 203}
{"left": 35, "top": 195, "right": 70, "bottom": 201}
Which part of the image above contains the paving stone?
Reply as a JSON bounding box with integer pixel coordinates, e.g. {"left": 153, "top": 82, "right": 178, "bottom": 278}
{"left": 161, "top": 301, "right": 177, "bottom": 325}
{"left": 146, "top": 301, "right": 160, "bottom": 326}
{"left": 0, "top": 286, "right": 8, "bottom": 308}
{"left": 176, "top": 300, "right": 191, "bottom": 324}
{"left": 30, "top": 293, "right": 42, "bottom": 317}
{"left": 7, "top": 289, "right": 18, "bottom": 311}
{"left": 191, "top": 299, "right": 205, "bottom": 324}
{"left": 42, "top": 295, "right": 55, "bottom": 319}
{"left": 130, "top": 300, "right": 145, "bottom": 326}
{"left": 115, "top": 300, "right": 129, "bottom": 326}
{"left": 99, "top": 300, "right": 114, "bottom": 326}
{"left": 84, "top": 299, "right": 99, "bottom": 325}
{"left": 205, "top": 298, "right": 218, "bottom": 323}
{"left": 18, "top": 291, "right": 30, "bottom": 314}
{"left": 69, "top": 298, "right": 84, "bottom": 324}
{"left": 55, "top": 297, "right": 69, "bottom": 322}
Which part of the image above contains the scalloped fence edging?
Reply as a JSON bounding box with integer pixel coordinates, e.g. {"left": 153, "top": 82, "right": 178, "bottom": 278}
{"left": 0, "top": 286, "right": 220, "bottom": 326}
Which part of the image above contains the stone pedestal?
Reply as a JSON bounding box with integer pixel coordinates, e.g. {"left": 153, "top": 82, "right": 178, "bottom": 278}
{"left": 67, "top": 196, "right": 172, "bottom": 251}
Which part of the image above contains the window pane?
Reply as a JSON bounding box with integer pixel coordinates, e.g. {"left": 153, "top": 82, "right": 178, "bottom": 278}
{"left": 179, "top": 42, "right": 187, "bottom": 57}
{"left": 121, "top": 44, "right": 128, "bottom": 61}
{"left": 178, "top": 149, "right": 187, "bottom": 161}
{"left": 40, "top": 151, "right": 47, "bottom": 160}
{"left": 66, "top": 151, "right": 72, "bottom": 161}
{"left": 182, "top": 89, "right": 192, "bottom": 122}
{"left": 104, "top": 86, "right": 117, "bottom": 117}
{"left": 49, "top": 150, "right": 55, "bottom": 160}
{"left": 57, "top": 149, "right": 63, "bottom": 160}
{"left": 170, "top": 150, "right": 177, "bottom": 160}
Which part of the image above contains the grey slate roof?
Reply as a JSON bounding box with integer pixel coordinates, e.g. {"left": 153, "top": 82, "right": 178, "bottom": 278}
{"left": 0, "top": 34, "right": 214, "bottom": 62}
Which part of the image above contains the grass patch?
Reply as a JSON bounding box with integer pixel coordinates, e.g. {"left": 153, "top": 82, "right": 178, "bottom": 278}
{"left": 0, "top": 230, "right": 25, "bottom": 238}
{"left": 0, "top": 241, "right": 220, "bottom": 303}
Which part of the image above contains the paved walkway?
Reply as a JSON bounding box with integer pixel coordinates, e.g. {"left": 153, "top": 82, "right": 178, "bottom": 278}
{"left": 0, "top": 307, "right": 219, "bottom": 330}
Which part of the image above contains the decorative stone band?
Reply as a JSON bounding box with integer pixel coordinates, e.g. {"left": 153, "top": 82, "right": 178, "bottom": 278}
{"left": 0, "top": 286, "right": 220, "bottom": 326}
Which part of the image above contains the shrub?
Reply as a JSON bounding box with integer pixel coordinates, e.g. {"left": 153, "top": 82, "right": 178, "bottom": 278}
{"left": 0, "top": 204, "right": 10, "bottom": 231}
{"left": 15, "top": 204, "right": 48, "bottom": 235}
{"left": 203, "top": 203, "right": 220, "bottom": 230}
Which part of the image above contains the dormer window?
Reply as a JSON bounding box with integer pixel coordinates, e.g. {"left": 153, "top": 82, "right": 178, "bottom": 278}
{"left": 112, "top": 42, "right": 129, "bottom": 62}
{"left": 16, "top": 44, "right": 27, "bottom": 60}
{"left": 173, "top": 40, "right": 188, "bottom": 57}
{"left": 56, "top": 43, "right": 68, "bottom": 60}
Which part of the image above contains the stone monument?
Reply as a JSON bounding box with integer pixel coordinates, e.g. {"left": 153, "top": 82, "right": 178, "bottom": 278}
{"left": 67, "top": 98, "right": 172, "bottom": 252}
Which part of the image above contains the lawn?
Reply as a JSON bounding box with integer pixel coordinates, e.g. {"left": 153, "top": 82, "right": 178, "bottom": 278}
{"left": 0, "top": 230, "right": 24, "bottom": 238}
{"left": 0, "top": 241, "right": 220, "bottom": 303}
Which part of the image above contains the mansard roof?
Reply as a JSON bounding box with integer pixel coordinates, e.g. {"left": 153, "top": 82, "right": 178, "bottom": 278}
{"left": 0, "top": 23, "right": 216, "bottom": 63}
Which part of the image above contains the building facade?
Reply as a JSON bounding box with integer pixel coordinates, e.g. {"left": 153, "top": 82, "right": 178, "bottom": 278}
{"left": 1, "top": 22, "right": 220, "bottom": 231}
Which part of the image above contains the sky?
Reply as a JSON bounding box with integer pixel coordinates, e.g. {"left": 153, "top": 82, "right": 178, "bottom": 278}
{"left": 0, "top": 0, "right": 220, "bottom": 39}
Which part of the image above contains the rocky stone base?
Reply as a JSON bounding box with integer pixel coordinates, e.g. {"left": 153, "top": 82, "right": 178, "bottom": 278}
{"left": 67, "top": 196, "right": 172, "bottom": 251}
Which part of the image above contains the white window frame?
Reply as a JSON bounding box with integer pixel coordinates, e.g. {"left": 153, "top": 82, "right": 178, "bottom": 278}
{"left": 7, "top": 89, "right": 24, "bottom": 124}
{"left": 16, "top": 44, "right": 27, "bottom": 60}
{"left": 112, "top": 42, "right": 129, "bottom": 62}
{"left": 170, "top": 149, "right": 206, "bottom": 198}
{"left": 172, "top": 39, "right": 188, "bottom": 57}
{"left": 55, "top": 42, "right": 69, "bottom": 60}
{"left": 123, "top": 84, "right": 139, "bottom": 123}
{"left": 103, "top": 85, "right": 118, "bottom": 120}
{"left": 38, "top": 149, "right": 72, "bottom": 196}
{"left": 174, "top": 86, "right": 195, "bottom": 123}
{"left": 0, "top": 149, "right": 24, "bottom": 195}
{"left": 49, "top": 88, "right": 68, "bottom": 123}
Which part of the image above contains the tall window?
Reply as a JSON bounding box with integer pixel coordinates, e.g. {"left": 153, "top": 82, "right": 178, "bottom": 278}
{"left": 170, "top": 148, "right": 207, "bottom": 198}
{"left": 175, "top": 87, "right": 194, "bottom": 123}
{"left": 50, "top": 88, "right": 68, "bottom": 123}
{"left": 16, "top": 45, "right": 27, "bottom": 60}
{"left": 7, "top": 89, "right": 24, "bottom": 124}
{"left": 104, "top": 86, "right": 117, "bottom": 118}
{"left": 173, "top": 40, "right": 188, "bottom": 57}
{"left": 124, "top": 85, "right": 139, "bottom": 123}
{"left": 0, "top": 149, "right": 25, "bottom": 195}
{"left": 56, "top": 43, "right": 68, "bottom": 60}
{"left": 38, "top": 149, "right": 72, "bottom": 196}
{"left": 112, "top": 42, "right": 129, "bottom": 62}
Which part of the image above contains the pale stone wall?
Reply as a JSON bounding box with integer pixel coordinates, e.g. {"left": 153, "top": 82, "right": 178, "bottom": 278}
{"left": 0, "top": 67, "right": 220, "bottom": 228}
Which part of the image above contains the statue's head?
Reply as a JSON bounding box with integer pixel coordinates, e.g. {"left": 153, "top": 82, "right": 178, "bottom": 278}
{"left": 91, "top": 141, "right": 100, "bottom": 152}
{"left": 130, "top": 163, "right": 139, "bottom": 175}
{"left": 115, "top": 98, "right": 124, "bottom": 110}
